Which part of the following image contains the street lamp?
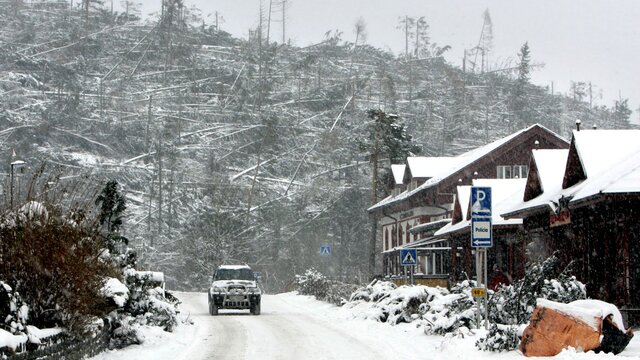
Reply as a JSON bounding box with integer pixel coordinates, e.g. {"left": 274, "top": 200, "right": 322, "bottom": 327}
{"left": 10, "top": 160, "right": 26, "bottom": 208}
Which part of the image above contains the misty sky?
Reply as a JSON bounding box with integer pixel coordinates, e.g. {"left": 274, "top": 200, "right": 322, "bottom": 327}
{"left": 131, "top": 0, "right": 640, "bottom": 123}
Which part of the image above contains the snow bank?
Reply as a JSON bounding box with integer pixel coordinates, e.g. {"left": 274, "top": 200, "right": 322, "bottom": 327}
{"left": 0, "top": 328, "right": 28, "bottom": 352}
{"left": 25, "top": 325, "right": 63, "bottom": 345}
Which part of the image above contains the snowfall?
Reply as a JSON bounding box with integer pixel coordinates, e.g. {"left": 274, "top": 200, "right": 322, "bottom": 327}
{"left": 85, "top": 291, "right": 640, "bottom": 360}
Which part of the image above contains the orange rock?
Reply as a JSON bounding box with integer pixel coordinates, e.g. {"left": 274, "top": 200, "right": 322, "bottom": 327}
{"left": 520, "top": 306, "right": 602, "bottom": 356}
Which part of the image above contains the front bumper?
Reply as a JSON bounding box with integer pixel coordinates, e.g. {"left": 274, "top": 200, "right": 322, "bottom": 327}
{"left": 210, "top": 292, "right": 261, "bottom": 309}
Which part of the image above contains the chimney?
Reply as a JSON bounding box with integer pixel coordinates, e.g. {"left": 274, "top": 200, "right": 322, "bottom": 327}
{"left": 575, "top": 119, "right": 581, "bottom": 131}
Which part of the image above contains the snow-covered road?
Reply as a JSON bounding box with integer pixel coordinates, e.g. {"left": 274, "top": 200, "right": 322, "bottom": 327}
{"left": 91, "top": 291, "right": 640, "bottom": 360}
{"left": 177, "top": 291, "right": 392, "bottom": 359}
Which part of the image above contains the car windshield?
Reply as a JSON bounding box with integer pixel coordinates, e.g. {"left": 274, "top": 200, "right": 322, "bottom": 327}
{"left": 214, "top": 268, "right": 254, "bottom": 281}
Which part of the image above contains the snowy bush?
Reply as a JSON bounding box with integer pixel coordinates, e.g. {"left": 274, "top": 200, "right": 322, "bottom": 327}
{"left": 420, "top": 280, "right": 478, "bottom": 335}
{"left": 349, "top": 279, "right": 397, "bottom": 302}
{"left": 295, "top": 269, "right": 329, "bottom": 298}
{"left": 294, "top": 269, "right": 359, "bottom": 306}
{"left": 101, "top": 277, "right": 130, "bottom": 308}
{"left": 0, "top": 281, "right": 29, "bottom": 336}
{"left": 105, "top": 269, "right": 179, "bottom": 349}
{"left": 0, "top": 197, "right": 119, "bottom": 333}
{"left": 476, "top": 324, "right": 520, "bottom": 352}
{"left": 487, "top": 254, "right": 586, "bottom": 325}
{"left": 343, "top": 279, "right": 480, "bottom": 333}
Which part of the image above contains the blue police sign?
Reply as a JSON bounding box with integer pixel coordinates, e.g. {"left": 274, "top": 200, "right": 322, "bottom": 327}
{"left": 471, "top": 217, "right": 493, "bottom": 247}
{"left": 400, "top": 248, "right": 417, "bottom": 266}
{"left": 471, "top": 187, "right": 493, "bottom": 247}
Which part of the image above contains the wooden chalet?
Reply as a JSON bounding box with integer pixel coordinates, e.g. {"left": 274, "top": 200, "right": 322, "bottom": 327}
{"left": 368, "top": 124, "right": 569, "bottom": 286}
{"left": 502, "top": 129, "right": 640, "bottom": 324}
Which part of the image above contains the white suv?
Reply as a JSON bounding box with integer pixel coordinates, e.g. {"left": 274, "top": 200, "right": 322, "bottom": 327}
{"left": 208, "top": 265, "right": 261, "bottom": 315}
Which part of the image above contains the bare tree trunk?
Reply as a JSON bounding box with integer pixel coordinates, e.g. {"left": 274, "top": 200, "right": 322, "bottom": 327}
{"left": 157, "top": 141, "right": 163, "bottom": 232}
{"left": 145, "top": 96, "right": 152, "bottom": 151}
{"left": 404, "top": 15, "right": 409, "bottom": 58}
{"left": 368, "top": 120, "right": 380, "bottom": 278}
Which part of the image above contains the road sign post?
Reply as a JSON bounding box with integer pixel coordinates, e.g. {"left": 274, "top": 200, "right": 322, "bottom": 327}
{"left": 400, "top": 249, "right": 417, "bottom": 285}
{"left": 470, "top": 187, "right": 492, "bottom": 330}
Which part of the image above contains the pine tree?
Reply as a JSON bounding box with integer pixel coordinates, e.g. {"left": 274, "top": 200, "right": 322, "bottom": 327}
{"left": 359, "top": 109, "right": 420, "bottom": 278}
{"left": 96, "top": 180, "right": 128, "bottom": 253}
{"left": 612, "top": 98, "right": 632, "bottom": 129}
{"left": 509, "top": 42, "right": 532, "bottom": 131}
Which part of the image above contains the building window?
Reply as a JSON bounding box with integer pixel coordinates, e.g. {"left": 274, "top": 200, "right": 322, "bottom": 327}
{"left": 497, "top": 165, "right": 528, "bottom": 179}
{"left": 385, "top": 228, "right": 389, "bottom": 250}
{"left": 392, "top": 225, "right": 397, "bottom": 247}
{"left": 497, "top": 165, "right": 512, "bottom": 179}
{"left": 513, "top": 165, "right": 528, "bottom": 178}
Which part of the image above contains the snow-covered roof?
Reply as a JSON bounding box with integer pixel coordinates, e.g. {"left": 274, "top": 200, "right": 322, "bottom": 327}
{"left": 408, "top": 218, "right": 451, "bottom": 235}
{"left": 504, "top": 129, "right": 640, "bottom": 217}
{"left": 572, "top": 129, "right": 640, "bottom": 180}
{"left": 391, "top": 164, "right": 406, "bottom": 185}
{"left": 406, "top": 156, "right": 457, "bottom": 179}
{"left": 434, "top": 178, "right": 526, "bottom": 237}
{"left": 569, "top": 129, "right": 640, "bottom": 201}
{"left": 503, "top": 149, "right": 569, "bottom": 216}
{"left": 369, "top": 124, "right": 562, "bottom": 212}
{"left": 218, "top": 264, "right": 251, "bottom": 270}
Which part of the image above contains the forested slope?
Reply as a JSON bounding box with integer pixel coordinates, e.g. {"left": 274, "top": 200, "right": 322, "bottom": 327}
{"left": 0, "top": 1, "right": 633, "bottom": 291}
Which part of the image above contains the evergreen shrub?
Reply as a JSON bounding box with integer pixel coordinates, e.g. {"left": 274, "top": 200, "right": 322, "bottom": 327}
{"left": 294, "top": 269, "right": 359, "bottom": 306}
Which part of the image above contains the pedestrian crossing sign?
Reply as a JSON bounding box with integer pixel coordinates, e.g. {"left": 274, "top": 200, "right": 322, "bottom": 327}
{"left": 400, "top": 249, "right": 417, "bottom": 266}
{"left": 320, "top": 245, "right": 332, "bottom": 256}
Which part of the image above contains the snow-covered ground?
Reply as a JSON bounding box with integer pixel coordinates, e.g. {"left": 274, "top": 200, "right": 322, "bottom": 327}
{"left": 89, "top": 291, "right": 640, "bottom": 360}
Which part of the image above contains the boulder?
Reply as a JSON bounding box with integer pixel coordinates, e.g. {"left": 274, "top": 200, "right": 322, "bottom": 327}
{"left": 520, "top": 299, "right": 633, "bottom": 357}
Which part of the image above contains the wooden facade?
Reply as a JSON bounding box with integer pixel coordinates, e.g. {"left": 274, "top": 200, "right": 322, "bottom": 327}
{"left": 502, "top": 129, "right": 640, "bottom": 324}
{"left": 370, "top": 125, "right": 569, "bottom": 283}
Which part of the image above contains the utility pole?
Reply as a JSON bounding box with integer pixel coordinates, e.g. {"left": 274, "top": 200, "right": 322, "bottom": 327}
{"left": 282, "top": 0, "right": 286, "bottom": 44}
{"left": 266, "top": 0, "right": 273, "bottom": 46}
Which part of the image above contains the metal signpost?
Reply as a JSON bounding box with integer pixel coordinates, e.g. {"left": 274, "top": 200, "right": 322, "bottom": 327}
{"left": 470, "top": 187, "right": 492, "bottom": 329}
{"left": 400, "top": 248, "right": 417, "bottom": 285}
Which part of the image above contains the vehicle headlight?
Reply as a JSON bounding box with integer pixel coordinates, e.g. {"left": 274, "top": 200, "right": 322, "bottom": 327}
{"left": 211, "top": 286, "right": 224, "bottom": 294}
{"left": 248, "top": 287, "right": 260, "bottom": 294}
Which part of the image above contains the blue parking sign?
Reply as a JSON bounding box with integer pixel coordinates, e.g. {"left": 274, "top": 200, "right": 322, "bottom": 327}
{"left": 471, "top": 187, "right": 492, "bottom": 217}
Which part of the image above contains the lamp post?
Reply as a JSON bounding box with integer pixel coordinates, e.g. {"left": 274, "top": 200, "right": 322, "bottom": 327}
{"left": 10, "top": 160, "right": 26, "bottom": 208}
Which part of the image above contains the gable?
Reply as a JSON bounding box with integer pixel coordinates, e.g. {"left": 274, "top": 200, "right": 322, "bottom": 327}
{"left": 451, "top": 192, "right": 463, "bottom": 224}
{"left": 523, "top": 149, "right": 570, "bottom": 202}
{"left": 562, "top": 137, "right": 587, "bottom": 189}
{"left": 524, "top": 155, "right": 542, "bottom": 201}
